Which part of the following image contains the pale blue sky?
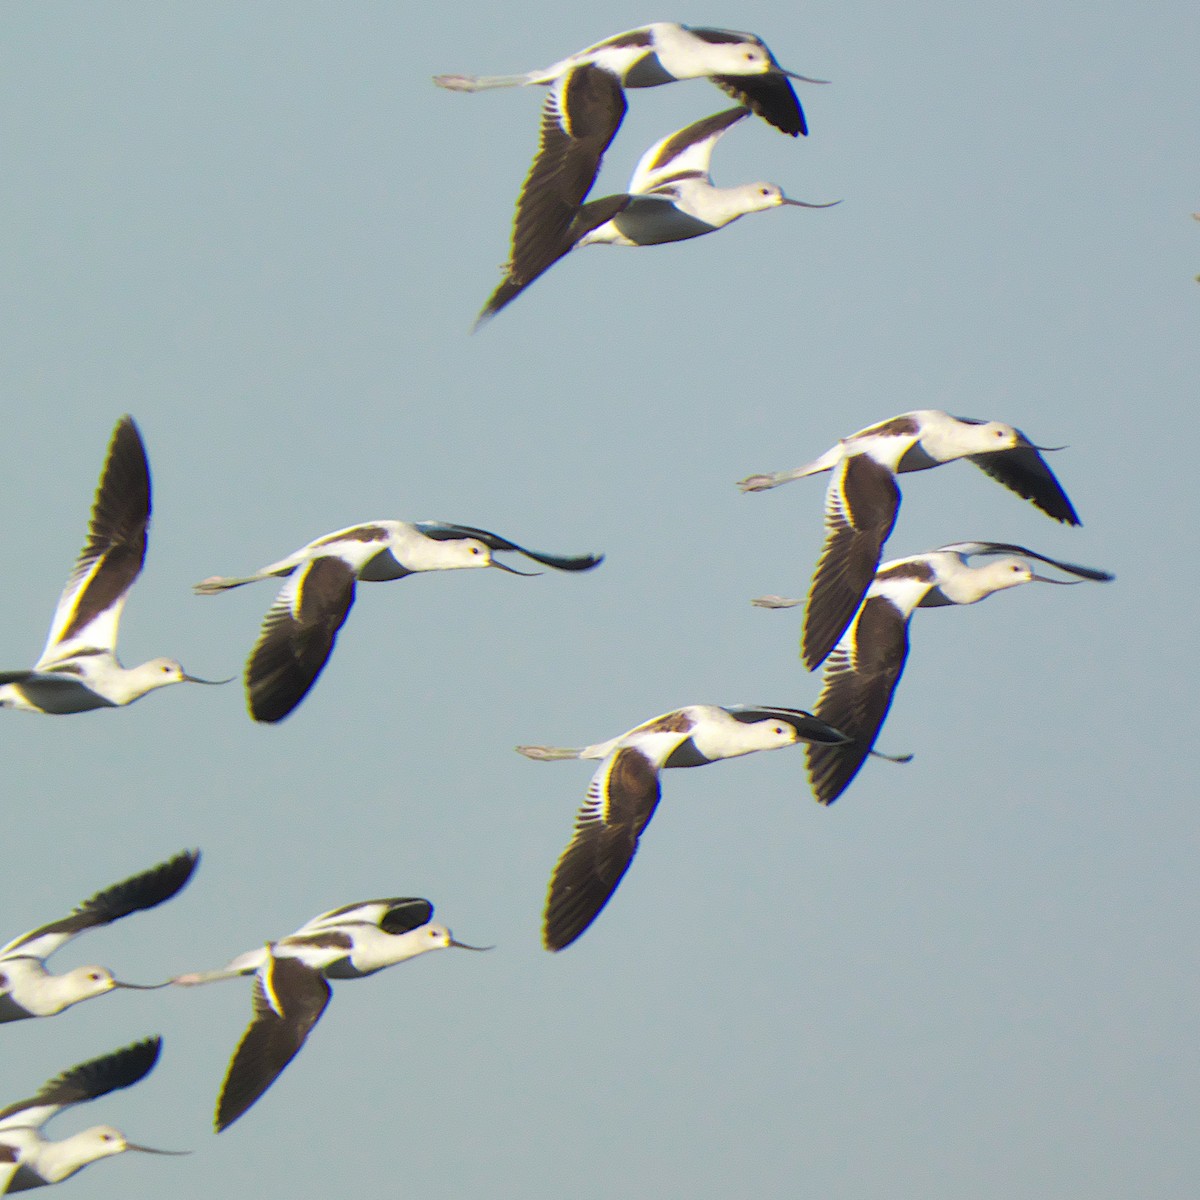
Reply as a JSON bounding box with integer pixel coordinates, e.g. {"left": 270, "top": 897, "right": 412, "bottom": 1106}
{"left": 0, "top": 3, "right": 1196, "bottom": 1198}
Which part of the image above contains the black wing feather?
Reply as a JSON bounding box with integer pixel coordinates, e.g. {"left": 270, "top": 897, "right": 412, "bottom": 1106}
{"left": 968, "top": 447, "right": 1080, "bottom": 525}
{"left": 0, "top": 1037, "right": 161, "bottom": 1123}
{"left": 806, "top": 597, "right": 910, "bottom": 805}
{"left": 543, "top": 747, "right": 661, "bottom": 951}
{"left": 246, "top": 557, "right": 357, "bottom": 723}
{"left": 803, "top": 456, "right": 902, "bottom": 671}
{"left": 710, "top": 73, "right": 807, "bottom": 136}
{"left": 478, "top": 65, "right": 627, "bottom": 324}
{"left": 215, "top": 958, "right": 331, "bottom": 1132}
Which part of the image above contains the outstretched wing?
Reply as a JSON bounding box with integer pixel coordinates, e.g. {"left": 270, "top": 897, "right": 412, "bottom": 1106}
{"left": 215, "top": 955, "right": 331, "bottom": 1132}
{"left": 298, "top": 898, "right": 435, "bottom": 935}
{"left": 806, "top": 596, "right": 911, "bottom": 805}
{"left": 1, "top": 851, "right": 199, "bottom": 962}
{"left": 627, "top": 106, "right": 749, "bottom": 194}
{"left": 245, "top": 557, "right": 358, "bottom": 723}
{"left": 37, "top": 416, "right": 151, "bottom": 666}
{"left": 968, "top": 444, "right": 1080, "bottom": 525}
{"left": 803, "top": 455, "right": 902, "bottom": 671}
{"left": 938, "top": 542, "right": 1114, "bottom": 581}
{"left": 709, "top": 74, "right": 807, "bottom": 136}
{"left": 0, "top": 1037, "right": 161, "bottom": 1132}
{"left": 415, "top": 521, "right": 603, "bottom": 571}
{"left": 477, "top": 64, "right": 627, "bottom": 325}
{"left": 543, "top": 746, "right": 662, "bottom": 951}
{"left": 725, "top": 705, "right": 850, "bottom": 745}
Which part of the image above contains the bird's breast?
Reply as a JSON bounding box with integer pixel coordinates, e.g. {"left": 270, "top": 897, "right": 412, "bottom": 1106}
{"left": 622, "top": 51, "right": 675, "bottom": 87}
{"left": 610, "top": 198, "right": 716, "bottom": 246}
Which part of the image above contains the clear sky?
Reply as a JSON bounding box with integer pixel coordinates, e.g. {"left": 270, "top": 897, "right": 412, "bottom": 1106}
{"left": 0, "top": 3, "right": 1196, "bottom": 1198}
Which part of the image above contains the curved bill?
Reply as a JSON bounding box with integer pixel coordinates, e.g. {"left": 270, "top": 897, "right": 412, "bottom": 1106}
{"left": 489, "top": 560, "right": 541, "bottom": 577}
{"left": 781, "top": 198, "right": 842, "bottom": 208}
{"left": 1030, "top": 575, "right": 1085, "bottom": 586}
{"left": 449, "top": 938, "right": 494, "bottom": 951}
{"left": 867, "top": 747, "right": 914, "bottom": 764}
{"left": 1021, "top": 441, "right": 1068, "bottom": 452}
{"left": 112, "top": 980, "right": 173, "bottom": 991}
{"left": 782, "top": 70, "right": 831, "bottom": 84}
{"left": 126, "top": 1144, "right": 192, "bottom": 1156}
{"left": 183, "top": 673, "right": 235, "bottom": 685}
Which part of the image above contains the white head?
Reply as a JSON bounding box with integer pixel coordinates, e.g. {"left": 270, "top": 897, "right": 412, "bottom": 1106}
{"left": 718, "top": 183, "right": 840, "bottom": 226}
{"left": 949, "top": 416, "right": 1025, "bottom": 455}
{"left": 699, "top": 38, "right": 776, "bottom": 76}
{"left": 47, "top": 1127, "right": 132, "bottom": 1182}
{"left": 735, "top": 717, "right": 802, "bottom": 754}
{"left": 40, "top": 1125, "right": 186, "bottom": 1184}
{"left": 428, "top": 537, "right": 539, "bottom": 577}
{"left": 124, "top": 658, "right": 229, "bottom": 701}
{"left": 946, "top": 556, "right": 1039, "bottom": 605}
{"left": 433, "top": 538, "right": 494, "bottom": 571}
{"left": 56, "top": 965, "right": 117, "bottom": 1009}
{"left": 404, "top": 923, "right": 492, "bottom": 957}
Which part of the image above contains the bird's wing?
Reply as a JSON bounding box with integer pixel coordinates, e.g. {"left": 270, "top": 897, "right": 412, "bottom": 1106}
{"left": 0, "top": 1037, "right": 161, "bottom": 1133}
{"left": 477, "top": 64, "right": 627, "bottom": 325}
{"left": 938, "top": 542, "right": 1114, "bottom": 581}
{"left": 244, "top": 557, "right": 358, "bottom": 723}
{"left": 709, "top": 74, "right": 807, "bottom": 136}
{"left": 806, "top": 596, "right": 911, "bottom": 805}
{"left": 803, "top": 455, "right": 902, "bottom": 671}
{"left": 297, "top": 899, "right": 434, "bottom": 935}
{"left": 543, "top": 745, "right": 663, "bottom": 951}
{"left": 414, "top": 521, "right": 603, "bottom": 571}
{"left": 968, "top": 444, "right": 1080, "bottom": 525}
{"left": 214, "top": 954, "right": 332, "bottom": 1132}
{"left": 627, "top": 106, "right": 750, "bottom": 194}
{"left": 37, "top": 416, "right": 151, "bottom": 666}
{"left": 724, "top": 705, "right": 851, "bottom": 745}
{"left": 0, "top": 851, "right": 199, "bottom": 962}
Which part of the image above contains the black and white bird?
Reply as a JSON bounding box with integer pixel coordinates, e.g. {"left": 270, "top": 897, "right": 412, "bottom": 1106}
{"left": 0, "top": 417, "right": 225, "bottom": 713}
{"left": 519, "top": 705, "right": 851, "bottom": 951}
{"left": 172, "top": 898, "right": 490, "bottom": 1131}
{"left": 435, "top": 22, "right": 823, "bottom": 136}
{"left": 0, "top": 850, "right": 199, "bottom": 1022}
{"left": 740, "top": 411, "right": 1080, "bottom": 669}
{"left": 804, "top": 543, "right": 1113, "bottom": 805}
{"left": 195, "top": 519, "right": 602, "bottom": 723}
{"left": 478, "top": 69, "right": 835, "bottom": 325}
{"left": 0, "top": 1038, "right": 187, "bottom": 1192}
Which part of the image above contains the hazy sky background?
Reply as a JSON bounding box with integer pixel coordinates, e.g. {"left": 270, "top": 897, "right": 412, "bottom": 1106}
{"left": 0, "top": 3, "right": 1196, "bottom": 1198}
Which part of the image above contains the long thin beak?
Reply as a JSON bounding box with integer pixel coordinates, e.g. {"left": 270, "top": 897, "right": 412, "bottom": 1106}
{"left": 1030, "top": 575, "right": 1084, "bottom": 585}
{"left": 868, "top": 747, "right": 915, "bottom": 764}
{"left": 449, "top": 939, "right": 494, "bottom": 951}
{"left": 1021, "top": 439, "right": 1069, "bottom": 451}
{"left": 112, "top": 980, "right": 173, "bottom": 991}
{"left": 489, "top": 560, "right": 541, "bottom": 577}
{"left": 783, "top": 70, "right": 830, "bottom": 84}
{"left": 781, "top": 197, "right": 842, "bottom": 208}
{"left": 126, "top": 1144, "right": 192, "bottom": 1156}
{"left": 183, "top": 674, "right": 235, "bottom": 685}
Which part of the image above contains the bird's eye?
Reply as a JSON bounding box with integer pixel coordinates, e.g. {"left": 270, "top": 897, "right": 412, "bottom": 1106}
{"left": 470, "top": 547, "right": 481, "bottom": 555}
{"left": 89, "top": 971, "right": 103, "bottom": 981}
{"left": 101, "top": 1133, "right": 115, "bottom": 1142}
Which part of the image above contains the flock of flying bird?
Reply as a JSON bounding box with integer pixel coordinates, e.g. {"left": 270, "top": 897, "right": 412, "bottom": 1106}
{"left": 3, "top": 20, "right": 1113, "bottom": 1194}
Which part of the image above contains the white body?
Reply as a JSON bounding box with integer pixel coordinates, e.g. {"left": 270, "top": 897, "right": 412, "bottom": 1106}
{"left": 435, "top": 23, "right": 792, "bottom": 92}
